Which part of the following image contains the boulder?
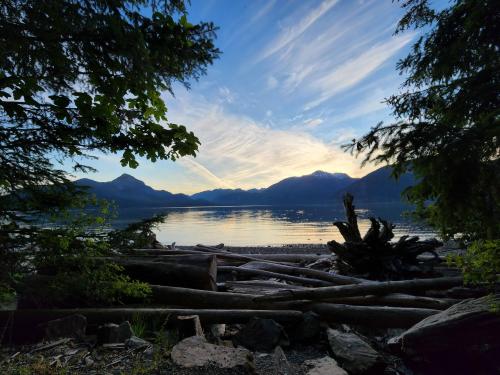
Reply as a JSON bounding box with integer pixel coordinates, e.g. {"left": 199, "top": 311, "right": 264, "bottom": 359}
{"left": 290, "top": 311, "right": 321, "bottom": 342}
{"left": 97, "top": 321, "right": 133, "bottom": 344}
{"left": 42, "top": 314, "right": 87, "bottom": 341}
{"left": 388, "top": 295, "right": 500, "bottom": 373}
{"left": 304, "top": 356, "right": 348, "bottom": 375}
{"left": 171, "top": 335, "right": 254, "bottom": 373}
{"left": 327, "top": 328, "right": 382, "bottom": 374}
{"left": 233, "top": 318, "right": 289, "bottom": 352}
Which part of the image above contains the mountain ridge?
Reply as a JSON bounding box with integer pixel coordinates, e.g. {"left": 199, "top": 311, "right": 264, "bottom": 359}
{"left": 75, "top": 167, "right": 415, "bottom": 208}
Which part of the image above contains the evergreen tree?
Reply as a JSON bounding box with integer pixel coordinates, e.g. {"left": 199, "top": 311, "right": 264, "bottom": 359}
{"left": 0, "top": 0, "right": 219, "bottom": 303}
{"left": 346, "top": 0, "right": 499, "bottom": 240}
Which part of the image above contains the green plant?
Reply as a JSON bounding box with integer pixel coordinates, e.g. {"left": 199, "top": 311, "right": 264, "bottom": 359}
{"left": 131, "top": 313, "right": 148, "bottom": 339}
{"left": 449, "top": 240, "right": 500, "bottom": 287}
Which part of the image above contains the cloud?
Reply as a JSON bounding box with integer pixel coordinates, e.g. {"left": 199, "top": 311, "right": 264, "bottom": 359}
{"left": 167, "top": 93, "right": 373, "bottom": 190}
{"left": 218, "top": 86, "right": 234, "bottom": 103}
{"left": 304, "top": 118, "right": 324, "bottom": 127}
{"left": 257, "top": 0, "right": 340, "bottom": 62}
{"left": 304, "top": 33, "right": 414, "bottom": 109}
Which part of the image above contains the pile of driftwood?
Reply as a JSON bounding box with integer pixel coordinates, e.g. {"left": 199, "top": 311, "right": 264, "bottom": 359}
{"left": 328, "top": 194, "right": 443, "bottom": 279}
{"left": 1, "top": 241, "right": 484, "bottom": 344}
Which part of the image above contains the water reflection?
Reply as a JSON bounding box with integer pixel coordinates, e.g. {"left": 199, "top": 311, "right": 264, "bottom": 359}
{"left": 110, "top": 203, "right": 436, "bottom": 246}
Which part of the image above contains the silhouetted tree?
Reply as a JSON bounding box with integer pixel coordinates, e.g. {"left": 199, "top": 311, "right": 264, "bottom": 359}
{"left": 346, "top": 0, "right": 499, "bottom": 240}
{"left": 0, "top": 0, "right": 219, "bottom": 302}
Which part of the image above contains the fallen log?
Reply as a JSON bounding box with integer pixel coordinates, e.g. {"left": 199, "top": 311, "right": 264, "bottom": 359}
{"left": 327, "top": 293, "right": 458, "bottom": 310}
{"left": 241, "top": 261, "right": 365, "bottom": 285}
{"left": 256, "top": 276, "right": 464, "bottom": 302}
{"left": 223, "top": 280, "right": 307, "bottom": 295}
{"left": 131, "top": 249, "right": 328, "bottom": 264}
{"left": 149, "top": 285, "right": 304, "bottom": 310}
{"left": 109, "top": 255, "right": 217, "bottom": 291}
{"left": 219, "top": 266, "right": 332, "bottom": 287}
{"left": 310, "top": 303, "right": 439, "bottom": 328}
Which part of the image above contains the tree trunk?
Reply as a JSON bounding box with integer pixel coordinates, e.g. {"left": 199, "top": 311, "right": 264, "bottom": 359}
{"left": 130, "top": 249, "right": 328, "bottom": 264}
{"left": 256, "top": 276, "right": 464, "bottom": 302}
{"left": 327, "top": 293, "right": 458, "bottom": 310}
{"left": 310, "top": 303, "right": 438, "bottom": 328}
{"left": 110, "top": 255, "right": 217, "bottom": 290}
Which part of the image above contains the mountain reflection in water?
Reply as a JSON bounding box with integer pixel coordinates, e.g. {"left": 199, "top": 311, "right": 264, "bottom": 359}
{"left": 110, "top": 203, "right": 436, "bottom": 246}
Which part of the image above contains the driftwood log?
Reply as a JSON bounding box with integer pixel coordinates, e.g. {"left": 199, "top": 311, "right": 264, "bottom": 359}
{"left": 256, "top": 276, "right": 464, "bottom": 302}
{"left": 240, "top": 261, "right": 365, "bottom": 285}
{"left": 131, "top": 249, "right": 328, "bottom": 264}
{"left": 328, "top": 193, "right": 442, "bottom": 279}
{"left": 109, "top": 255, "right": 217, "bottom": 290}
{"left": 219, "top": 266, "right": 333, "bottom": 287}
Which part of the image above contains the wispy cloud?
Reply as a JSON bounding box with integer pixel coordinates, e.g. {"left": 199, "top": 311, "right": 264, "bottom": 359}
{"left": 257, "top": 0, "right": 340, "bottom": 62}
{"left": 304, "top": 33, "right": 414, "bottom": 109}
{"left": 167, "top": 92, "right": 373, "bottom": 191}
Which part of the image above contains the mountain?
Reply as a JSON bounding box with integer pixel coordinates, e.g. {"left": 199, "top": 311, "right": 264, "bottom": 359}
{"left": 75, "top": 174, "right": 208, "bottom": 208}
{"left": 337, "top": 166, "right": 416, "bottom": 202}
{"left": 192, "top": 170, "right": 358, "bottom": 205}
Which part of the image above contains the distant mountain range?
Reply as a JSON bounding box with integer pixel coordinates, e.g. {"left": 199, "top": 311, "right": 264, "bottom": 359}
{"left": 75, "top": 174, "right": 208, "bottom": 208}
{"left": 75, "top": 166, "right": 415, "bottom": 208}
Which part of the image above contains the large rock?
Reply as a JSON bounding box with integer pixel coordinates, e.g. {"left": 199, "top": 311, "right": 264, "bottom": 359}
{"left": 171, "top": 335, "right": 254, "bottom": 373}
{"left": 290, "top": 311, "right": 321, "bottom": 342}
{"left": 42, "top": 314, "right": 87, "bottom": 341}
{"left": 389, "top": 295, "right": 500, "bottom": 373}
{"left": 304, "top": 356, "right": 348, "bottom": 375}
{"left": 97, "top": 321, "right": 134, "bottom": 344}
{"left": 327, "top": 328, "right": 382, "bottom": 374}
{"left": 233, "top": 317, "right": 289, "bottom": 352}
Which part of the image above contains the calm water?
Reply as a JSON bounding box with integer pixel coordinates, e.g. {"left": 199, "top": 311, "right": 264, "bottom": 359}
{"left": 111, "top": 203, "right": 437, "bottom": 246}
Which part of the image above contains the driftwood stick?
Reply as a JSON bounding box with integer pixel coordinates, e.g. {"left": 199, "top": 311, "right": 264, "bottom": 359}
{"left": 219, "top": 266, "right": 333, "bottom": 287}
{"left": 255, "top": 276, "right": 464, "bottom": 302}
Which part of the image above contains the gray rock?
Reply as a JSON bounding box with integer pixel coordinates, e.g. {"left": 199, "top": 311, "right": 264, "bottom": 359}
{"left": 389, "top": 295, "right": 500, "bottom": 373}
{"left": 42, "top": 314, "right": 87, "bottom": 340}
{"left": 171, "top": 335, "right": 254, "bottom": 373}
{"left": 233, "top": 317, "right": 289, "bottom": 352}
{"left": 290, "top": 311, "right": 320, "bottom": 342}
{"left": 273, "top": 346, "right": 293, "bottom": 375}
{"left": 125, "top": 335, "right": 150, "bottom": 349}
{"left": 304, "top": 356, "right": 348, "bottom": 375}
{"left": 327, "top": 328, "right": 382, "bottom": 374}
{"left": 97, "top": 321, "right": 134, "bottom": 344}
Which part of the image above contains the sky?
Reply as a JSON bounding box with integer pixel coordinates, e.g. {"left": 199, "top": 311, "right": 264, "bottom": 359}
{"left": 70, "top": 0, "right": 424, "bottom": 194}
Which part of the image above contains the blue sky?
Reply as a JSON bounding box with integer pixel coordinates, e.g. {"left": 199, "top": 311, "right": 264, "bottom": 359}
{"left": 71, "top": 0, "right": 425, "bottom": 194}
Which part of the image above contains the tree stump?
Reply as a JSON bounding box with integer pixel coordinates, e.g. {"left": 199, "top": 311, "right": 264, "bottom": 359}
{"left": 327, "top": 194, "right": 442, "bottom": 279}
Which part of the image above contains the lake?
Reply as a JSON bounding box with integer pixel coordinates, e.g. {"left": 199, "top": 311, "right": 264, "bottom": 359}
{"left": 111, "top": 203, "right": 437, "bottom": 246}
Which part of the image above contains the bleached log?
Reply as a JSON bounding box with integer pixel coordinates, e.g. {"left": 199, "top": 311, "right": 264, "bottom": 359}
{"left": 219, "top": 266, "right": 332, "bottom": 287}
{"left": 311, "top": 303, "right": 438, "bottom": 328}
{"left": 241, "top": 261, "right": 365, "bottom": 285}
{"left": 256, "top": 276, "right": 464, "bottom": 302}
